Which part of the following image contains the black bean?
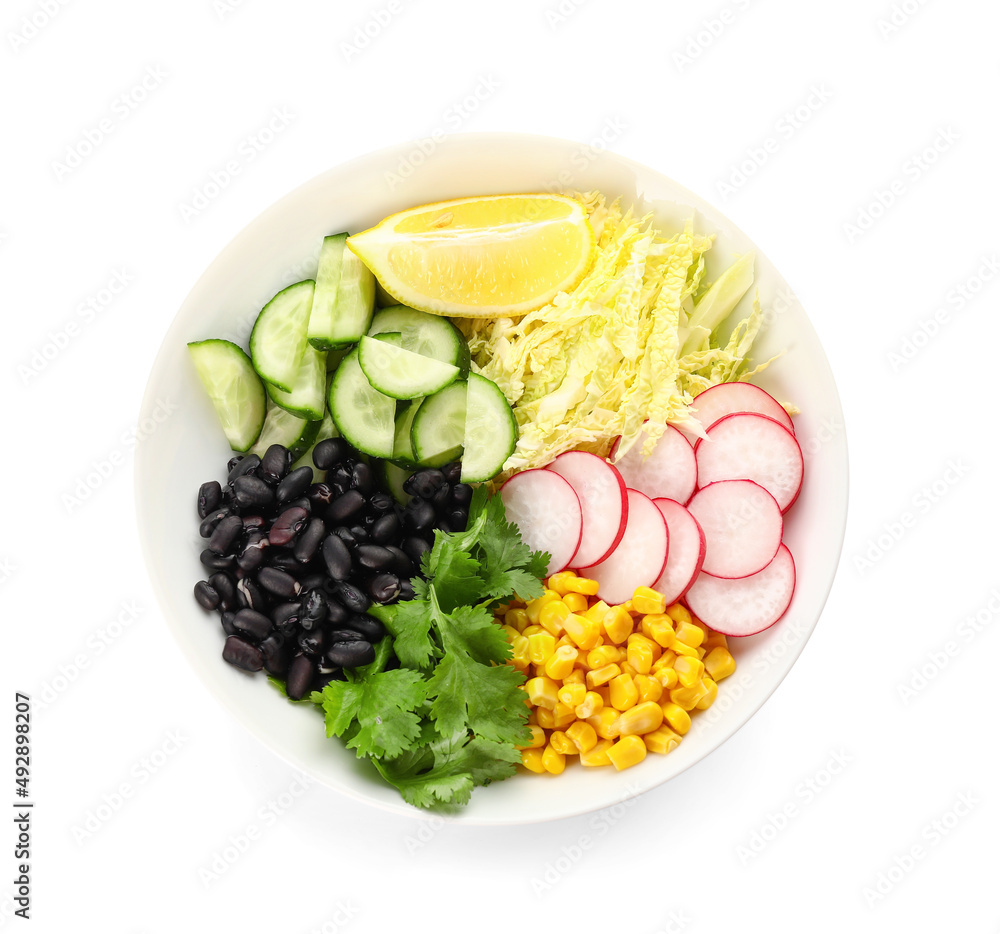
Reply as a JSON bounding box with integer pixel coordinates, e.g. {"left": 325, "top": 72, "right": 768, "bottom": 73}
{"left": 284, "top": 497, "right": 313, "bottom": 516}
{"left": 431, "top": 484, "right": 451, "bottom": 508}
{"left": 322, "top": 534, "right": 352, "bottom": 580}
{"left": 326, "top": 638, "right": 375, "bottom": 669}
{"left": 198, "top": 480, "right": 223, "bottom": 518}
{"left": 227, "top": 454, "right": 261, "bottom": 484}
{"left": 271, "top": 602, "right": 301, "bottom": 635}
{"left": 442, "top": 461, "right": 462, "bottom": 483}
{"left": 286, "top": 654, "right": 316, "bottom": 700}
{"left": 327, "top": 490, "right": 365, "bottom": 524}
{"left": 451, "top": 483, "right": 473, "bottom": 506}
{"left": 269, "top": 506, "right": 308, "bottom": 546}
{"left": 260, "top": 443, "right": 290, "bottom": 484}
{"left": 227, "top": 456, "right": 242, "bottom": 473}
{"left": 200, "top": 549, "right": 235, "bottom": 571}
{"left": 298, "top": 627, "right": 326, "bottom": 655}
{"left": 404, "top": 468, "right": 445, "bottom": 499}
{"left": 300, "top": 590, "right": 327, "bottom": 628}
{"left": 447, "top": 508, "right": 469, "bottom": 531}
{"left": 293, "top": 518, "right": 326, "bottom": 563}
{"left": 307, "top": 482, "right": 335, "bottom": 507}
{"left": 370, "top": 513, "right": 400, "bottom": 544}
{"left": 276, "top": 466, "right": 314, "bottom": 504}
{"left": 348, "top": 524, "right": 370, "bottom": 544}
{"left": 313, "top": 437, "right": 351, "bottom": 471}
{"left": 398, "top": 578, "right": 415, "bottom": 602}
{"left": 298, "top": 572, "right": 327, "bottom": 593}
{"left": 222, "top": 635, "right": 263, "bottom": 671}
{"left": 267, "top": 552, "right": 302, "bottom": 572}
{"left": 208, "top": 515, "right": 244, "bottom": 554}
{"left": 232, "top": 608, "right": 272, "bottom": 640}
{"left": 384, "top": 545, "right": 413, "bottom": 577}
{"left": 233, "top": 475, "right": 274, "bottom": 510}
{"left": 344, "top": 613, "right": 386, "bottom": 642}
{"left": 349, "top": 461, "right": 374, "bottom": 495}
{"left": 220, "top": 611, "right": 237, "bottom": 636}
{"left": 257, "top": 567, "right": 300, "bottom": 598}
{"left": 326, "top": 599, "right": 350, "bottom": 626}
{"left": 237, "top": 577, "right": 267, "bottom": 611}
{"left": 200, "top": 506, "right": 232, "bottom": 538}
{"left": 242, "top": 515, "right": 267, "bottom": 531}
{"left": 209, "top": 572, "right": 238, "bottom": 610}
{"left": 194, "top": 581, "right": 220, "bottom": 610}
{"left": 355, "top": 544, "right": 395, "bottom": 572}
{"left": 368, "top": 573, "right": 401, "bottom": 604}
{"left": 369, "top": 492, "right": 394, "bottom": 514}
{"left": 237, "top": 531, "right": 268, "bottom": 572}
{"left": 403, "top": 497, "right": 435, "bottom": 532}
{"left": 328, "top": 466, "right": 352, "bottom": 490}
{"left": 260, "top": 633, "right": 292, "bottom": 676}
{"left": 401, "top": 536, "right": 432, "bottom": 565}
{"left": 335, "top": 581, "right": 370, "bottom": 614}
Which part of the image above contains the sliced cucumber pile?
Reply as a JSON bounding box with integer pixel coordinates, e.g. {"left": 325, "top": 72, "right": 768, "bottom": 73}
{"left": 188, "top": 236, "right": 518, "bottom": 483}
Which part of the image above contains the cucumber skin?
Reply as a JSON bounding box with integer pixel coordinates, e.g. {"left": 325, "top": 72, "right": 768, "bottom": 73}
{"left": 327, "top": 349, "right": 396, "bottom": 459}
{"left": 409, "top": 380, "right": 467, "bottom": 468}
{"left": 187, "top": 339, "right": 266, "bottom": 453}
{"left": 265, "top": 382, "right": 324, "bottom": 422}
{"left": 460, "top": 373, "right": 518, "bottom": 482}
{"left": 249, "top": 280, "right": 315, "bottom": 393}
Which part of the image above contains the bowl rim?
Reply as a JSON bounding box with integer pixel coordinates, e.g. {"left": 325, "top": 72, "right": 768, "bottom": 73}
{"left": 135, "top": 130, "right": 849, "bottom": 825}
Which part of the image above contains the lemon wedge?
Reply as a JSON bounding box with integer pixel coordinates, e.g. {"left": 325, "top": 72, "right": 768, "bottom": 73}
{"left": 346, "top": 193, "right": 596, "bottom": 318}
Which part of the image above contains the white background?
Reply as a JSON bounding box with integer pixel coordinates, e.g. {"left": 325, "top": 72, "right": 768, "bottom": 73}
{"left": 2, "top": 0, "right": 997, "bottom": 930}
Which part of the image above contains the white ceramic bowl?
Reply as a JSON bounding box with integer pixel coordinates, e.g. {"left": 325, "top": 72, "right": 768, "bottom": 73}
{"left": 135, "top": 133, "right": 848, "bottom": 825}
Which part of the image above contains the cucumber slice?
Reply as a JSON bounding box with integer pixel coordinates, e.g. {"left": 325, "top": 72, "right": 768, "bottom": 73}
{"left": 327, "top": 348, "right": 396, "bottom": 458}
{"left": 291, "top": 408, "right": 338, "bottom": 481}
{"left": 358, "top": 336, "right": 460, "bottom": 400}
{"left": 250, "top": 280, "right": 315, "bottom": 392}
{"left": 251, "top": 400, "right": 321, "bottom": 460}
{"left": 188, "top": 339, "right": 266, "bottom": 452}
{"left": 392, "top": 399, "right": 422, "bottom": 466}
{"left": 326, "top": 346, "right": 350, "bottom": 372}
{"left": 410, "top": 380, "right": 466, "bottom": 467}
{"left": 380, "top": 460, "right": 413, "bottom": 505}
{"left": 368, "top": 305, "right": 470, "bottom": 375}
{"left": 266, "top": 342, "right": 327, "bottom": 420}
{"left": 308, "top": 234, "right": 376, "bottom": 349}
{"left": 461, "top": 373, "right": 518, "bottom": 482}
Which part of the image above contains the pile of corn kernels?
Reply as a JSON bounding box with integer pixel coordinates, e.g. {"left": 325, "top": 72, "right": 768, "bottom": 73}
{"left": 497, "top": 571, "right": 736, "bottom": 774}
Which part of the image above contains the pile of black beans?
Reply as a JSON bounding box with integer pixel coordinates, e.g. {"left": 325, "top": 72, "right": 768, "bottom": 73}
{"left": 193, "top": 437, "right": 470, "bottom": 699}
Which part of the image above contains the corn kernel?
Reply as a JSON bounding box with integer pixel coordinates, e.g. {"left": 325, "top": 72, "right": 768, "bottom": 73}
{"left": 634, "top": 673, "right": 663, "bottom": 704}
{"left": 536, "top": 707, "right": 556, "bottom": 729}
{"left": 546, "top": 571, "right": 577, "bottom": 595}
{"left": 627, "top": 639, "right": 654, "bottom": 675}
{"left": 568, "top": 575, "right": 600, "bottom": 596}
{"left": 517, "top": 725, "right": 547, "bottom": 750}
{"left": 607, "top": 734, "right": 647, "bottom": 770}
{"left": 587, "top": 645, "right": 622, "bottom": 668}
{"left": 525, "top": 592, "right": 560, "bottom": 625}
{"left": 609, "top": 673, "right": 639, "bottom": 711}
{"left": 580, "top": 739, "right": 614, "bottom": 767}
{"left": 602, "top": 605, "right": 634, "bottom": 644}
{"left": 666, "top": 603, "right": 692, "bottom": 625}
{"left": 565, "top": 720, "right": 598, "bottom": 754}
{"left": 544, "top": 645, "right": 578, "bottom": 680}
{"left": 525, "top": 676, "right": 559, "bottom": 709}
{"left": 563, "top": 668, "right": 585, "bottom": 684}
{"left": 622, "top": 600, "right": 637, "bottom": 615}
{"left": 563, "top": 613, "right": 601, "bottom": 650}
{"left": 651, "top": 650, "right": 677, "bottom": 672}
{"left": 695, "top": 677, "right": 718, "bottom": 710}
{"left": 704, "top": 647, "right": 737, "bottom": 681}
{"left": 644, "top": 726, "right": 683, "bottom": 755}
{"left": 587, "top": 707, "right": 620, "bottom": 739}
{"left": 558, "top": 682, "right": 587, "bottom": 708}
{"left": 552, "top": 702, "right": 577, "bottom": 729}
{"left": 586, "top": 663, "right": 621, "bottom": 689}
{"left": 703, "top": 630, "right": 729, "bottom": 652}
{"left": 661, "top": 702, "right": 691, "bottom": 735}
{"left": 495, "top": 602, "right": 511, "bottom": 616}
{"left": 672, "top": 639, "right": 700, "bottom": 658}
{"left": 673, "top": 656, "right": 705, "bottom": 688}
{"left": 562, "top": 592, "right": 589, "bottom": 613}
{"left": 504, "top": 609, "right": 530, "bottom": 632}
{"left": 619, "top": 660, "right": 637, "bottom": 676}
{"left": 500, "top": 624, "right": 520, "bottom": 644}
{"left": 511, "top": 635, "right": 530, "bottom": 670}
{"left": 653, "top": 666, "right": 679, "bottom": 690}
{"left": 522, "top": 624, "right": 543, "bottom": 637}
{"left": 538, "top": 599, "right": 570, "bottom": 636}
{"left": 549, "top": 730, "right": 577, "bottom": 756}
{"left": 575, "top": 691, "right": 604, "bottom": 719}
{"left": 583, "top": 600, "right": 611, "bottom": 624}
{"left": 674, "top": 620, "right": 705, "bottom": 648}
{"left": 595, "top": 685, "right": 611, "bottom": 705}
{"left": 527, "top": 631, "right": 557, "bottom": 666}
{"left": 642, "top": 615, "right": 675, "bottom": 648}
{"left": 670, "top": 681, "right": 710, "bottom": 711}
{"left": 614, "top": 701, "right": 664, "bottom": 736}
{"left": 632, "top": 586, "right": 667, "bottom": 615}
{"left": 542, "top": 745, "right": 566, "bottom": 775}
{"left": 521, "top": 748, "right": 546, "bottom": 772}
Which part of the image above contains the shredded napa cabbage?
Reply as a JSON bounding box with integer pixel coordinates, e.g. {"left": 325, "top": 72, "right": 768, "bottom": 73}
{"left": 457, "top": 192, "right": 780, "bottom": 476}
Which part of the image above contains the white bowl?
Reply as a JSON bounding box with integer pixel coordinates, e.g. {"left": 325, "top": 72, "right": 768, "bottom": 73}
{"left": 135, "top": 132, "right": 848, "bottom": 825}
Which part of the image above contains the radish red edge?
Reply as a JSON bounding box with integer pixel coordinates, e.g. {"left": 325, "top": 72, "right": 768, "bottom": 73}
{"left": 651, "top": 498, "right": 706, "bottom": 604}
{"left": 608, "top": 422, "right": 698, "bottom": 506}
{"left": 689, "top": 381, "right": 795, "bottom": 436}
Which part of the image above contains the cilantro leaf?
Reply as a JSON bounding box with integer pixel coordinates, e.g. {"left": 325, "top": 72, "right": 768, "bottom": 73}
{"left": 319, "top": 669, "right": 428, "bottom": 759}
{"left": 373, "top": 601, "right": 439, "bottom": 671}
{"left": 422, "top": 536, "right": 483, "bottom": 612}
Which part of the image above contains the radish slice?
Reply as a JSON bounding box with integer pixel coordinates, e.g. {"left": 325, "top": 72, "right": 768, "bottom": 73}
{"left": 686, "top": 480, "right": 782, "bottom": 579}
{"left": 609, "top": 424, "right": 698, "bottom": 504}
{"left": 686, "top": 381, "right": 794, "bottom": 440}
{"left": 695, "top": 413, "right": 804, "bottom": 513}
{"left": 578, "top": 489, "right": 668, "bottom": 605}
{"left": 500, "top": 469, "right": 583, "bottom": 576}
{"left": 684, "top": 544, "right": 796, "bottom": 636}
{"left": 651, "top": 499, "right": 706, "bottom": 604}
{"left": 547, "top": 451, "right": 628, "bottom": 567}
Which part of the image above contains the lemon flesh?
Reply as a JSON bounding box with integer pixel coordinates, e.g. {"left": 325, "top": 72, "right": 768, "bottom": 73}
{"left": 347, "top": 194, "right": 596, "bottom": 318}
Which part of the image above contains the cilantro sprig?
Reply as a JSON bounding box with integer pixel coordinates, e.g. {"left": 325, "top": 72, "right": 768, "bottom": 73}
{"left": 308, "top": 486, "right": 549, "bottom": 811}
